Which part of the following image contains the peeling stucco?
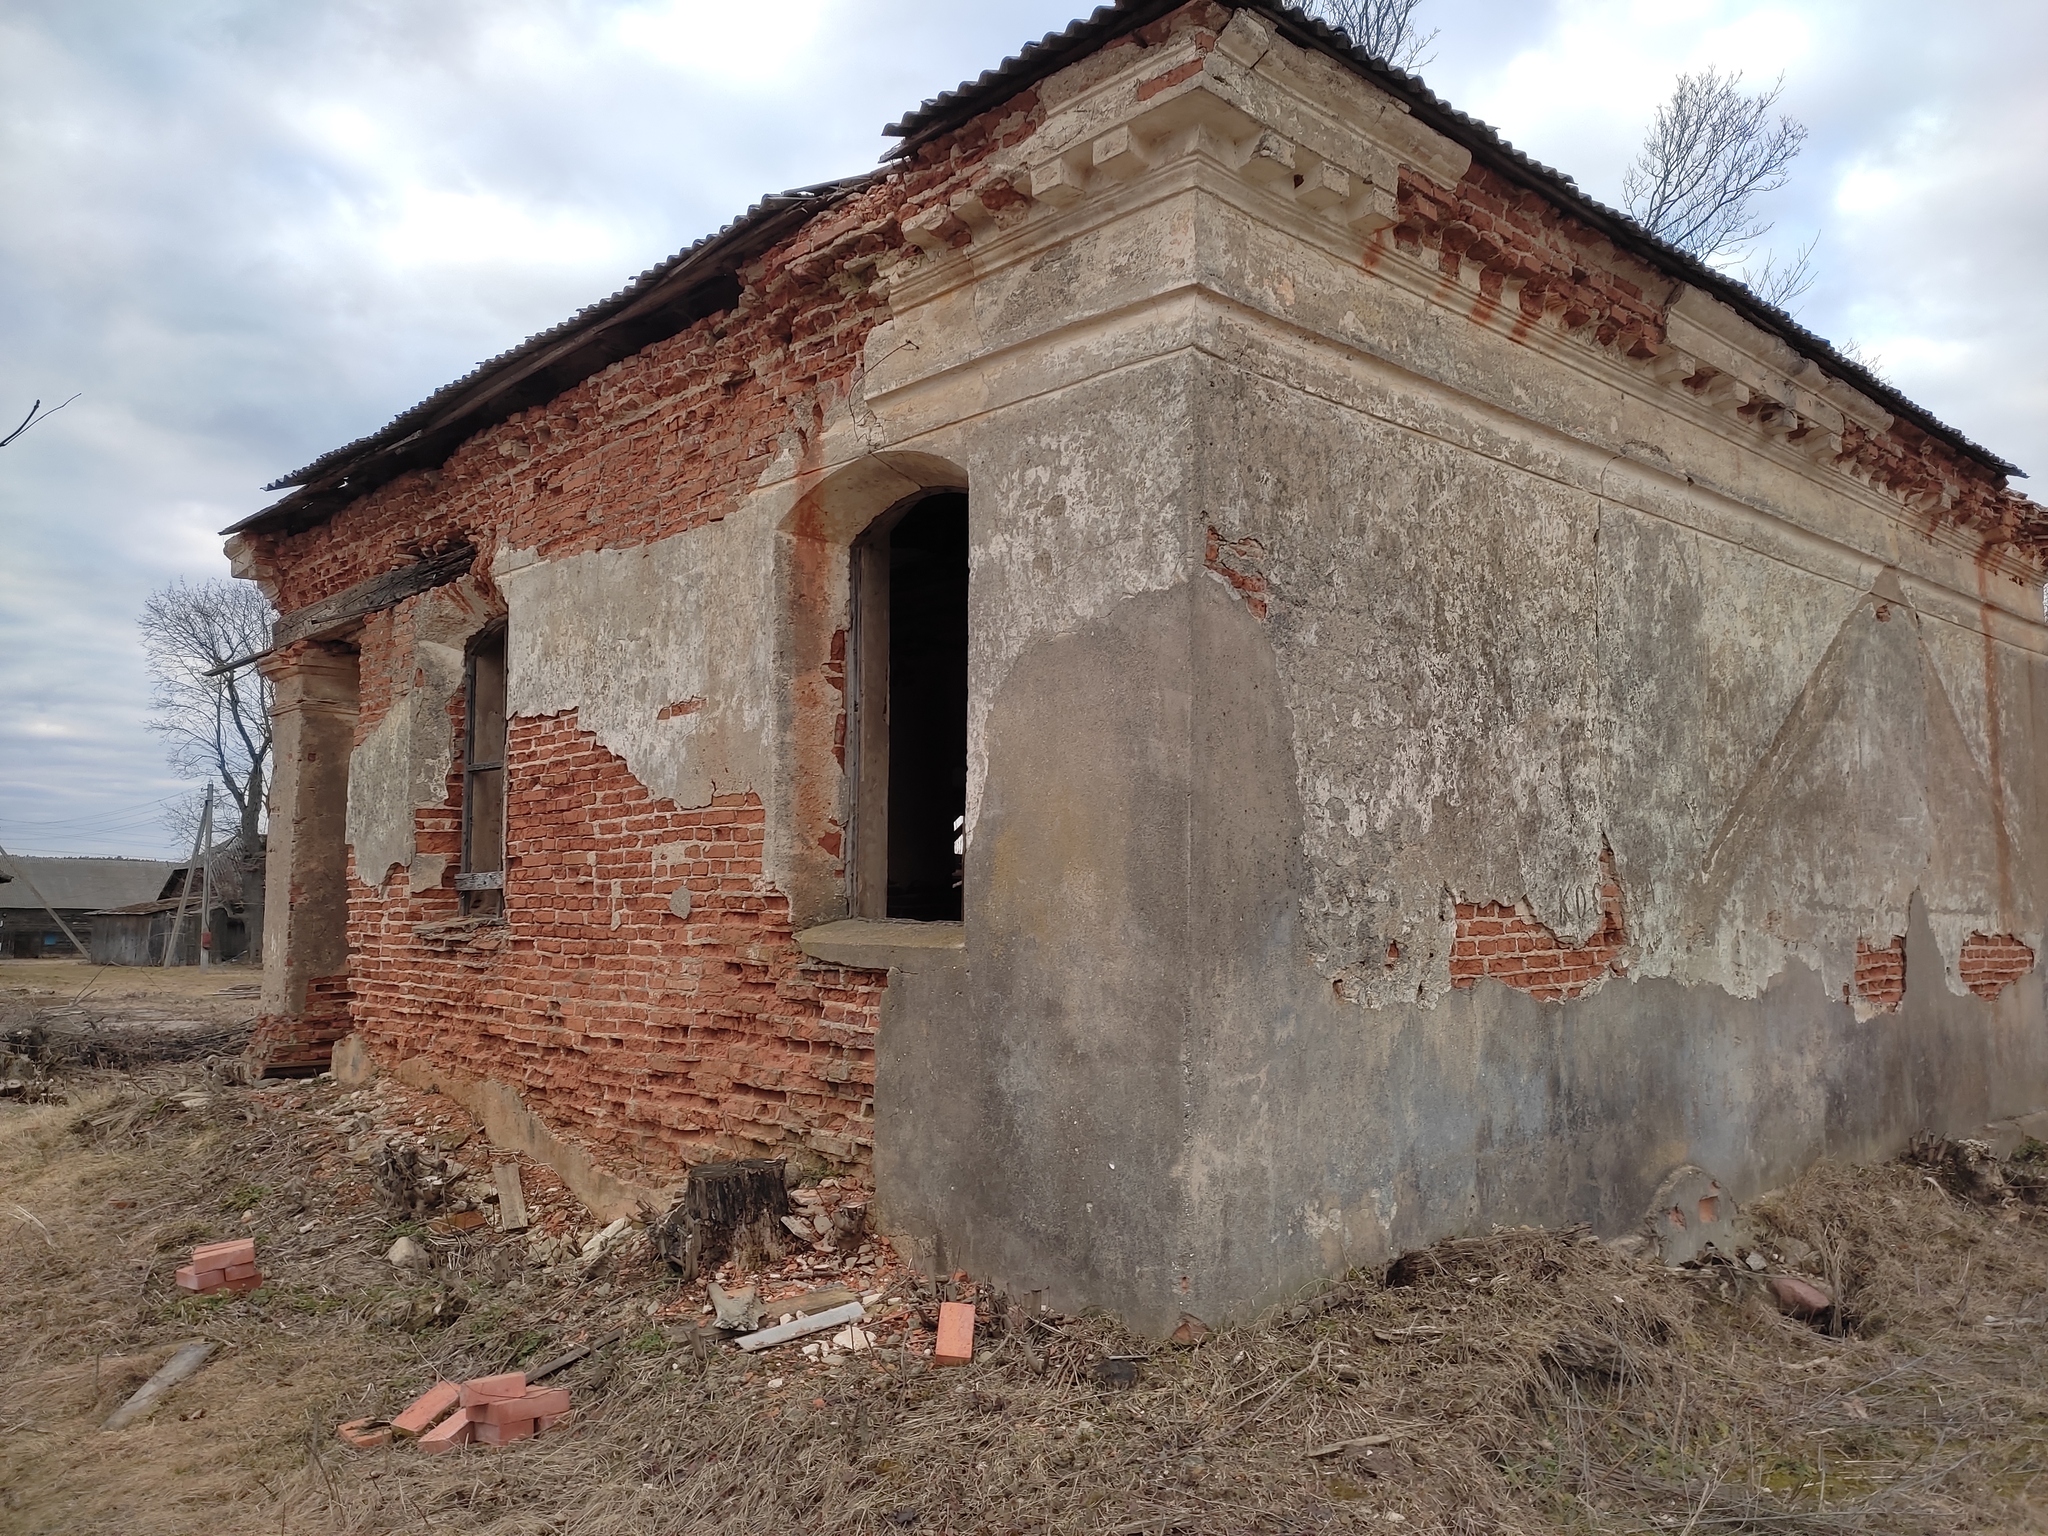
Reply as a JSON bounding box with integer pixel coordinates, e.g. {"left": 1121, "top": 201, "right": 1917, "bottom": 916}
{"left": 495, "top": 507, "right": 779, "bottom": 817}
{"left": 344, "top": 582, "right": 483, "bottom": 888}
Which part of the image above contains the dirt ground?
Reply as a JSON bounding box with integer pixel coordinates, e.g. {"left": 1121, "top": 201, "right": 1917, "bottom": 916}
{"left": 5, "top": 968, "right": 2048, "bottom": 1534}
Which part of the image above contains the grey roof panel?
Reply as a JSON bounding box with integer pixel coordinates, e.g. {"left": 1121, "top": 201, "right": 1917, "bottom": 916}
{"left": 0, "top": 856, "right": 177, "bottom": 913}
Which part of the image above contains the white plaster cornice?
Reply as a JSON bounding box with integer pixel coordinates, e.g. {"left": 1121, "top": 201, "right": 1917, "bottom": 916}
{"left": 869, "top": 7, "right": 2038, "bottom": 599}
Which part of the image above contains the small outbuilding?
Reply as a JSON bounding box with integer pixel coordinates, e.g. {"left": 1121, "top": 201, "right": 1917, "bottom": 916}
{"left": 0, "top": 856, "right": 175, "bottom": 959}
{"left": 225, "top": 2, "right": 2048, "bottom": 1329}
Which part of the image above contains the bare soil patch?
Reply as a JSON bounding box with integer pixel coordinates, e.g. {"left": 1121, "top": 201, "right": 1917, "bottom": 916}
{"left": 4, "top": 1048, "right": 2047, "bottom": 1534}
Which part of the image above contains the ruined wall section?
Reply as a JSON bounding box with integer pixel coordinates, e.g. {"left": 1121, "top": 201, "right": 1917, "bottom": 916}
{"left": 1140, "top": 11, "right": 2048, "bottom": 1018}
{"left": 347, "top": 714, "right": 883, "bottom": 1172}
{"left": 241, "top": 98, "right": 1049, "bottom": 1170}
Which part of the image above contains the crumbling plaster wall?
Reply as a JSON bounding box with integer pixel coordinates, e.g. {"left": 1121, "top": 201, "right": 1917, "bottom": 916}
{"left": 865, "top": 4, "right": 2048, "bottom": 1330}
{"left": 247, "top": 0, "right": 2048, "bottom": 1326}
{"left": 495, "top": 508, "right": 778, "bottom": 826}
{"left": 345, "top": 576, "right": 499, "bottom": 893}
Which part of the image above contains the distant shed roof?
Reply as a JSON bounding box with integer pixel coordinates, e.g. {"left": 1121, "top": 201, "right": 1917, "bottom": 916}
{"left": 228, "top": 0, "right": 2023, "bottom": 546}
{"left": 0, "top": 856, "right": 176, "bottom": 914}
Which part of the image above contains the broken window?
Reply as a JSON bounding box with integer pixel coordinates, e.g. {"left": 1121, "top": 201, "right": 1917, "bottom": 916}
{"left": 850, "top": 492, "right": 968, "bottom": 922}
{"left": 457, "top": 626, "right": 507, "bottom": 917}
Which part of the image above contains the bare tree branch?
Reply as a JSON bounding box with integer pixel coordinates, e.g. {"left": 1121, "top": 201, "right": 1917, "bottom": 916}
{"left": 1742, "top": 231, "right": 1819, "bottom": 312}
{"left": 1302, "top": 0, "right": 1438, "bottom": 71}
{"left": 139, "top": 578, "right": 276, "bottom": 853}
{"left": 1835, "top": 336, "right": 1888, "bottom": 381}
{"left": 0, "top": 394, "right": 80, "bottom": 448}
{"left": 1623, "top": 69, "right": 1808, "bottom": 263}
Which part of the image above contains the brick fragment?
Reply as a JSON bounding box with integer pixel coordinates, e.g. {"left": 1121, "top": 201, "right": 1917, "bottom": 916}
{"left": 934, "top": 1301, "right": 976, "bottom": 1366}
{"left": 417, "top": 1409, "right": 475, "bottom": 1454}
{"left": 390, "top": 1380, "right": 463, "bottom": 1438}
{"left": 475, "top": 1387, "right": 570, "bottom": 1425}
{"left": 192, "top": 1238, "right": 256, "bottom": 1270}
{"left": 459, "top": 1373, "right": 528, "bottom": 1407}
{"left": 474, "top": 1417, "right": 537, "bottom": 1446}
{"left": 175, "top": 1266, "right": 223, "bottom": 1293}
{"left": 336, "top": 1417, "right": 393, "bottom": 1450}
{"left": 1767, "top": 1274, "right": 1833, "bottom": 1319}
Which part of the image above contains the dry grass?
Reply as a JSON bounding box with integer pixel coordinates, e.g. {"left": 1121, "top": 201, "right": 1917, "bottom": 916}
{"left": 5, "top": 1057, "right": 2048, "bottom": 1535}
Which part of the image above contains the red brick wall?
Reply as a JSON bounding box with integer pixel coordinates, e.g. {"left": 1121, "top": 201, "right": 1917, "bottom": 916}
{"left": 1204, "top": 524, "right": 1269, "bottom": 620}
{"left": 232, "top": 57, "right": 1083, "bottom": 1162}
{"left": 347, "top": 711, "right": 884, "bottom": 1171}
{"left": 1449, "top": 856, "right": 1628, "bottom": 1003}
{"left": 1854, "top": 936, "right": 1906, "bottom": 1012}
{"left": 1959, "top": 933, "right": 2036, "bottom": 1001}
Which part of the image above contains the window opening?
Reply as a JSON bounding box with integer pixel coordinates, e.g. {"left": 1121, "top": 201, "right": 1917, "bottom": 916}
{"left": 851, "top": 492, "right": 967, "bottom": 921}
{"left": 458, "top": 626, "right": 508, "bottom": 917}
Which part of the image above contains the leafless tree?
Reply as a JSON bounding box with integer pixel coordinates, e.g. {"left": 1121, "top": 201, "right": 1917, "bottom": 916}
{"left": 1303, "top": 0, "right": 1437, "bottom": 71}
{"left": 141, "top": 578, "right": 275, "bottom": 950}
{"left": 1624, "top": 68, "right": 1808, "bottom": 267}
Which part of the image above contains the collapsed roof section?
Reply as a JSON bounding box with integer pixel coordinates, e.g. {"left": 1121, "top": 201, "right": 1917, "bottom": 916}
{"left": 229, "top": 0, "right": 2021, "bottom": 543}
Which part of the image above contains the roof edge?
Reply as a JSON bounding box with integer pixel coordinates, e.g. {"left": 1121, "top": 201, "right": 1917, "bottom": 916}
{"left": 885, "top": 0, "right": 2019, "bottom": 482}
{"left": 225, "top": 176, "right": 874, "bottom": 540}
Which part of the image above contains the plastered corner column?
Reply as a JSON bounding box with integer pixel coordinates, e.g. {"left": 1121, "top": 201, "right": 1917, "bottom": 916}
{"left": 247, "top": 640, "right": 360, "bottom": 1074}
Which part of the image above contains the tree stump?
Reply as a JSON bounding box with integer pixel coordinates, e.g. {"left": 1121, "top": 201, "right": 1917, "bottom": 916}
{"left": 652, "top": 1158, "right": 789, "bottom": 1280}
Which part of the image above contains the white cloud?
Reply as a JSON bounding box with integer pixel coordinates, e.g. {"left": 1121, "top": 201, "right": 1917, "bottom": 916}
{"left": 614, "top": 0, "right": 834, "bottom": 82}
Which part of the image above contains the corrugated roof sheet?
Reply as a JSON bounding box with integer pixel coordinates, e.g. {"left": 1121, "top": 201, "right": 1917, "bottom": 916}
{"left": 0, "top": 856, "right": 176, "bottom": 913}
{"left": 883, "top": 0, "right": 2021, "bottom": 480}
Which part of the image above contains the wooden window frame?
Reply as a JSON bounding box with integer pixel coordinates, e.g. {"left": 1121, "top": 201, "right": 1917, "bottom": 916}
{"left": 456, "top": 624, "right": 508, "bottom": 918}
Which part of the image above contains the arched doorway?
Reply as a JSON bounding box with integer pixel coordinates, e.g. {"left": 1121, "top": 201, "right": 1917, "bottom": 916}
{"left": 850, "top": 491, "right": 968, "bottom": 921}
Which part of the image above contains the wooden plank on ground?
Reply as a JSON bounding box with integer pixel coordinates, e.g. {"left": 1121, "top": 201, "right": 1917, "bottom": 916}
{"left": 104, "top": 1341, "right": 214, "bottom": 1430}
{"left": 494, "top": 1162, "right": 528, "bottom": 1232}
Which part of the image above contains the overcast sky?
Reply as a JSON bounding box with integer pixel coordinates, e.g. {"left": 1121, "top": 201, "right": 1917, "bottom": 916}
{"left": 3, "top": 0, "right": 2042, "bottom": 859}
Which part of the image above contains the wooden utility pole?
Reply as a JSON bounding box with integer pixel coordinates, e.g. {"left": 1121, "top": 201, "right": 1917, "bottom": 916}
{"left": 162, "top": 784, "right": 212, "bottom": 968}
{"left": 197, "top": 790, "right": 214, "bottom": 971}
{"left": 0, "top": 842, "right": 88, "bottom": 957}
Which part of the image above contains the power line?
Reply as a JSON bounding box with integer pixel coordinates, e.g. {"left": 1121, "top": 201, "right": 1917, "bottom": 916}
{"left": 0, "top": 794, "right": 187, "bottom": 829}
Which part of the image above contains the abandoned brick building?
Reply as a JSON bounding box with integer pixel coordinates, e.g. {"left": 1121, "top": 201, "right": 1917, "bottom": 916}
{"left": 225, "top": 1, "right": 2048, "bottom": 1328}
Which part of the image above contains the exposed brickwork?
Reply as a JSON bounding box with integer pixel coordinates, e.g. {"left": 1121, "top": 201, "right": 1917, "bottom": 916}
{"left": 1204, "top": 524, "right": 1269, "bottom": 620}
{"left": 1854, "top": 936, "right": 1906, "bottom": 1013}
{"left": 1391, "top": 154, "right": 2044, "bottom": 572}
{"left": 346, "top": 711, "right": 885, "bottom": 1172}
{"left": 1450, "top": 855, "right": 1628, "bottom": 1003}
{"left": 252, "top": 973, "right": 353, "bottom": 1072}
{"left": 227, "top": 68, "right": 1082, "bottom": 1166}
{"left": 1959, "top": 933, "right": 2036, "bottom": 1001}
{"left": 237, "top": 0, "right": 2045, "bottom": 1178}
{"left": 233, "top": 12, "right": 1089, "bottom": 619}
{"left": 1394, "top": 165, "right": 1667, "bottom": 362}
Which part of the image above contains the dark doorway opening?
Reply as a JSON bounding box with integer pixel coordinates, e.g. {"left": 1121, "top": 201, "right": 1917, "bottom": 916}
{"left": 852, "top": 491, "right": 967, "bottom": 922}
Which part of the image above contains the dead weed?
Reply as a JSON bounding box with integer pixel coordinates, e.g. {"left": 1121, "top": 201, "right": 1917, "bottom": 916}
{"left": 4, "top": 1067, "right": 2048, "bottom": 1535}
